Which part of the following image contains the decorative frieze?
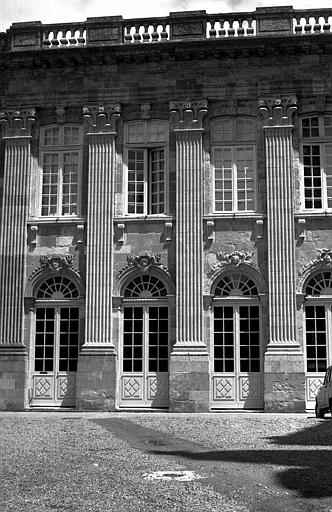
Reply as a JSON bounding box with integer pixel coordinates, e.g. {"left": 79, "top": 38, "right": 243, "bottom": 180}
{"left": 169, "top": 99, "right": 208, "bottom": 130}
{"left": 258, "top": 96, "right": 297, "bottom": 127}
{"left": 0, "top": 108, "right": 36, "bottom": 137}
{"left": 83, "top": 104, "right": 121, "bottom": 134}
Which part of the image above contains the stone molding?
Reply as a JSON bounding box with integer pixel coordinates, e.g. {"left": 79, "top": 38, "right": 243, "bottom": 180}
{"left": 83, "top": 104, "right": 121, "bottom": 134}
{"left": 0, "top": 108, "right": 36, "bottom": 137}
{"left": 169, "top": 99, "right": 208, "bottom": 130}
{"left": 258, "top": 96, "right": 297, "bottom": 127}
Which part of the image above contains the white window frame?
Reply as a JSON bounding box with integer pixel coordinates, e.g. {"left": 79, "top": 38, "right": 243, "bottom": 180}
{"left": 124, "top": 120, "right": 169, "bottom": 217}
{"left": 212, "top": 145, "right": 256, "bottom": 213}
{"left": 300, "top": 115, "right": 332, "bottom": 212}
{"left": 211, "top": 117, "right": 257, "bottom": 215}
{"left": 39, "top": 124, "right": 83, "bottom": 218}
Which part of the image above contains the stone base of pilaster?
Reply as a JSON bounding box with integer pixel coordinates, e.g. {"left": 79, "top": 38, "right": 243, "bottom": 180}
{"left": 76, "top": 347, "right": 116, "bottom": 411}
{"left": 264, "top": 346, "right": 305, "bottom": 412}
{"left": 169, "top": 350, "right": 210, "bottom": 412}
{"left": 0, "top": 346, "right": 28, "bottom": 410}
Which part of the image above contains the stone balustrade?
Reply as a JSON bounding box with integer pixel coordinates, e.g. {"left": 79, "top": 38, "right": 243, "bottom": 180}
{"left": 2, "top": 7, "right": 332, "bottom": 52}
{"left": 41, "top": 24, "right": 86, "bottom": 47}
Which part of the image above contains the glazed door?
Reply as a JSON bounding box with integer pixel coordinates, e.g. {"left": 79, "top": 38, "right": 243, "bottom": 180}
{"left": 119, "top": 306, "right": 169, "bottom": 408}
{"left": 211, "top": 304, "right": 263, "bottom": 409}
{"left": 31, "top": 307, "right": 79, "bottom": 407}
{"left": 305, "top": 304, "right": 332, "bottom": 410}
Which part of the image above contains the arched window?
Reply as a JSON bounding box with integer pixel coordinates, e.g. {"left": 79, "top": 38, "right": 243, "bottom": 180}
{"left": 124, "top": 275, "right": 167, "bottom": 298}
{"left": 36, "top": 276, "right": 80, "bottom": 299}
{"left": 305, "top": 271, "right": 332, "bottom": 296}
{"left": 214, "top": 273, "right": 258, "bottom": 297}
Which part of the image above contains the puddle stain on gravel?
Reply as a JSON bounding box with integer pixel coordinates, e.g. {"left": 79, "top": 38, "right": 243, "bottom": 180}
{"left": 143, "top": 470, "right": 205, "bottom": 482}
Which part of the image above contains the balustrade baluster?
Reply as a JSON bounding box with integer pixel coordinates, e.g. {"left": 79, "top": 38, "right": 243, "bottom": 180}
{"left": 42, "top": 30, "right": 51, "bottom": 46}
{"left": 237, "top": 18, "right": 245, "bottom": 37}
{"left": 218, "top": 18, "right": 226, "bottom": 37}
{"left": 51, "top": 31, "right": 60, "bottom": 46}
{"left": 323, "top": 18, "right": 331, "bottom": 32}
{"left": 247, "top": 17, "right": 254, "bottom": 35}
{"left": 228, "top": 19, "right": 235, "bottom": 37}
{"left": 142, "top": 24, "right": 150, "bottom": 42}
{"left": 294, "top": 17, "right": 303, "bottom": 34}
{"left": 124, "top": 25, "right": 133, "bottom": 43}
{"left": 160, "top": 24, "right": 168, "bottom": 40}
{"left": 209, "top": 20, "right": 217, "bottom": 38}
{"left": 69, "top": 29, "right": 77, "bottom": 45}
{"left": 151, "top": 24, "right": 159, "bottom": 42}
{"left": 304, "top": 17, "right": 312, "bottom": 33}
{"left": 133, "top": 25, "right": 141, "bottom": 42}
{"left": 77, "top": 28, "right": 85, "bottom": 44}
{"left": 313, "top": 17, "right": 322, "bottom": 33}
{"left": 60, "top": 30, "right": 68, "bottom": 45}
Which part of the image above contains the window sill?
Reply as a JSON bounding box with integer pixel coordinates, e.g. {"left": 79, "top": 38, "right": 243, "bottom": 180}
{"left": 295, "top": 211, "right": 332, "bottom": 219}
{"left": 204, "top": 213, "right": 265, "bottom": 220}
{"left": 27, "top": 217, "right": 86, "bottom": 225}
{"left": 115, "top": 215, "right": 175, "bottom": 222}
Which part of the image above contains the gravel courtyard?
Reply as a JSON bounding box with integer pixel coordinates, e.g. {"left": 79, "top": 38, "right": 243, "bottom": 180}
{"left": 0, "top": 412, "right": 331, "bottom": 512}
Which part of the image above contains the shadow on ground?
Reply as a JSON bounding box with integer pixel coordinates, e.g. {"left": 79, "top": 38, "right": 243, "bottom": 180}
{"left": 149, "top": 418, "right": 332, "bottom": 498}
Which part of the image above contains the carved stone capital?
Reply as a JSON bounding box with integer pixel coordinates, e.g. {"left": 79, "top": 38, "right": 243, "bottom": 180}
{"left": 169, "top": 99, "right": 208, "bottom": 130}
{"left": 0, "top": 108, "right": 36, "bottom": 138}
{"left": 258, "top": 96, "right": 297, "bottom": 127}
{"left": 83, "top": 104, "right": 121, "bottom": 134}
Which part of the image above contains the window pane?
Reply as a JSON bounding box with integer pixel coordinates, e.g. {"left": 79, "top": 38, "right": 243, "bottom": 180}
{"left": 150, "top": 149, "right": 165, "bottom": 214}
{"left": 127, "top": 150, "right": 146, "bottom": 214}
{"left": 303, "top": 145, "right": 322, "bottom": 209}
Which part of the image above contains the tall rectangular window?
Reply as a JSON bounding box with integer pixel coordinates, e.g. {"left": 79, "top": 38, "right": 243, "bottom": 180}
{"left": 301, "top": 116, "right": 332, "bottom": 210}
{"left": 40, "top": 125, "right": 82, "bottom": 217}
{"left": 211, "top": 117, "right": 256, "bottom": 214}
{"left": 214, "top": 146, "right": 255, "bottom": 212}
{"left": 124, "top": 120, "right": 168, "bottom": 216}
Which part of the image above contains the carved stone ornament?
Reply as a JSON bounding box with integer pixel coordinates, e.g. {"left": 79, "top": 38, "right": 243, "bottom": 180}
{"left": 169, "top": 99, "right": 208, "bottom": 130}
{"left": 56, "top": 106, "right": 66, "bottom": 124}
{"left": 207, "top": 251, "right": 256, "bottom": 279}
{"left": 258, "top": 96, "right": 297, "bottom": 127}
{"left": 0, "top": 108, "right": 36, "bottom": 137}
{"left": 118, "top": 253, "right": 169, "bottom": 277}
{"left": 141, "top": 104, "right": 151, "bottom": 119}
{"left": 83, "top": 104, "right": 121, "bottom": 134}
{"left": 318, "top": 248, "right": 332, "bottom": 267}
{"left": 40, "top": 255, "right": 74, "bottom": 272}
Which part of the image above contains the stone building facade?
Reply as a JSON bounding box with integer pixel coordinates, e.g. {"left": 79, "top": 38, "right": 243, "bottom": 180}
{"left": 0, "top": 6, "right": 332, "bottom": 412}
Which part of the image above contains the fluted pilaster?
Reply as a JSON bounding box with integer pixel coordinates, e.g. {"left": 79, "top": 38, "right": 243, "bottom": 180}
{"left": 0, "top": 108, "right": 36, "bottom": 347}
{"left": 82, "top": 104, "right": 120, "bottom": 350}
{"left": 259, "top": 97, "right": 298, "bottom": 347}
{"left": 170, "top": 99, "right": 207, "bottom": 352}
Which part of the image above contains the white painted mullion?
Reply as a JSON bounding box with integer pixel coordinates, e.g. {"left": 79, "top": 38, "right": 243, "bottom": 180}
{"left": 58, "top": 151, "right": 63, "bottom": 216}
{"left": 144, "top": 148, "right": 148, "bottom": 215}
{"left": 232, "top": 146, "right": 237, "bottom": 212}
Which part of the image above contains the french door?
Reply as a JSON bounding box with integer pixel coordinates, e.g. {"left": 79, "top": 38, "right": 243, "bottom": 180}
{"left": 211, "top": 304, "right": 263, "bottom": 409}
{"left": 305, "top": 304, "right": 332, "bottom": 410}
{"left": 119, "top": 305, "right": 169, "bottom": 408}
{"left": 31, "top": 306, "right": 79, "bottom": 407}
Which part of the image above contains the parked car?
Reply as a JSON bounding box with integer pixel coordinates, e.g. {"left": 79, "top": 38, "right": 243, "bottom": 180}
{"left": 315, "top": 366, "right": 332, "bottom": 418}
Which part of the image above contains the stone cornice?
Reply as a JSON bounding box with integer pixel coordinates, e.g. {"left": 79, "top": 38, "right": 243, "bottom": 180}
{"left": 0, "top": 108, "right": 36, "bottom": 137}
{"left": 83, "top": 104, "right": 121, "bottom": 134}
{"left": 169, "top": 99, "right": 208, "bottom": 130}
{"left": 258, "top": 96, "right": 297, "bottom": 127}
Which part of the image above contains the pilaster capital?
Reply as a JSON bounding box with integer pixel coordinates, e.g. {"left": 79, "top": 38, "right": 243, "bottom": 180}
{"left": 258, "top": 96, "right": 297, "bottom": 127}
{"left": 0, "top": 108, "right": 36, "bottom": 138}
{"left": 169, "top": 99, "right": 208, "bottom": 130}
{"left": 83, "top": 104, "right": 121, "bottom": 134}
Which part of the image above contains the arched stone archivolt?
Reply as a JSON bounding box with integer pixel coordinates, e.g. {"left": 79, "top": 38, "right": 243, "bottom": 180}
{"left": 114, "top": 254, "right": 175, "bottom": 298}
{"left": 206, "top": 258, "right": 266, "bottom": 297}
{"left": 26, "top": 256, "right": 84, "bottom": 299}
{"left": 297, "top": 249, "right": 332, "bottom": 295}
